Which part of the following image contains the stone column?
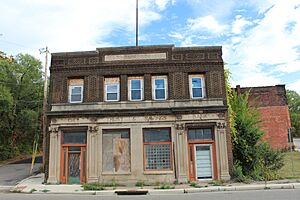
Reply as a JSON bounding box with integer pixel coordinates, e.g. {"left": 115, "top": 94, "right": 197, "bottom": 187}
{"left": 48, "top": 126, "right": 60, "bottom": 183}
{"left": 87, "top": 125, "right": 99, "bottom": 182}
{"left": 175, "top": 120, "right": 188, "bottom": 182}
{"left": 216, "top": 122, "right": 231, "bottom": 180}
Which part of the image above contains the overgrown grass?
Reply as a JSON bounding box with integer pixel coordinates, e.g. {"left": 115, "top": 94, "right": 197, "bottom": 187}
{"left": 278, "top": 151, "right": 300, "bottom": 179}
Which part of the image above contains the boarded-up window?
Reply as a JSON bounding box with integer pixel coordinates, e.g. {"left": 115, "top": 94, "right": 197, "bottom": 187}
{"left": 102, "top": 129, "right": 130, "bottom": 173}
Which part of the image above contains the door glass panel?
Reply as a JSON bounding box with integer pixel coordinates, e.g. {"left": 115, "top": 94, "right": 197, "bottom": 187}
{"left": 68, "top": 153, "right": 80, "bottom": 184}
{"left": 195, "top": 145, "right": 212, "bottom": 179}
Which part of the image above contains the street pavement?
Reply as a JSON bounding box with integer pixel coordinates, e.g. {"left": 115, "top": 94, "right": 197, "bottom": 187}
{"left": 0, "top": 157, "right": 42, "bottom": 186}
{"left": 1, "top": 189, "right": 300, "bottom": 200}
{"left": 294, "top": 138, "right": 300, "bottom": 151}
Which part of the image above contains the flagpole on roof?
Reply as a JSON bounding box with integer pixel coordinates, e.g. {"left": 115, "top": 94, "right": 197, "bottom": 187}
{"left": 136, "top": 0, "right": 138, "bottom": 47}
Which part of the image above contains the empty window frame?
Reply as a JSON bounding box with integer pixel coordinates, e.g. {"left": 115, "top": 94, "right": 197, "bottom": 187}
{"left": 68, "top": 79, "right": 84, "bottom": 103}
{"left": 189, "top": 75, "right": 205, "bottom": 99}
{"left": 143, "top": 128, "right": 172, "bottom": 171}
{"left": 128, "top": 77, "right": 143, "bottom": 101}
{"left": 152, "top": 76, "right": 168, "bottom": 100}
{"left": 105, "top": 77, "right": 120, "bottom": 101}
{"left": 102, "top": 129, "right": 131, "bottom": 173}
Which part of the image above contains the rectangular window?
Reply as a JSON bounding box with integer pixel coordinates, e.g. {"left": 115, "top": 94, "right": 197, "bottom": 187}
{"left": 189, "top": 75, "right": 205, "bottom": 99}
{"left": 143, "top": 128, "right": 172, "bottom": 171}
{"left": 68, "top": 79, "right": 83, "bottom": 103}
{"left": 128, "top": 77, "right": 143, "bottom": 101}
{"left": 105, "top": 78, "right": 120, "bottom": 101}
{"left": 102, "top": 129, "right": 130, "bottom": 173}
{"left": 188, "top": 128, "right": 213, "bottom": 141}
{"left": 63, "top": 132, "right": 87, "bottom": 144}
{"left": 152, "top": 76, "right": 167, "bottom": 100}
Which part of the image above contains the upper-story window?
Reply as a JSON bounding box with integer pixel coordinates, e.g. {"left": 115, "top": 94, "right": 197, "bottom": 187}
{"left": 68, "top": 79, "right": 83, "bottom": 103}
{"left": 105, "top": 77, "right": 120, "bottom": 101}
{"left": 152, "top": 76, "right": 168, "bottom": 100}
{"left": 128, "top": 77, "right": 143, "bottom": 101}
{"left": 189, "top": 75, "right": 205, "bottom": 99}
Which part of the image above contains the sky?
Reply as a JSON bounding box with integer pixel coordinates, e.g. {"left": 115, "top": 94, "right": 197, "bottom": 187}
{"left": 0, "top": 0, "right": 300, "bottom": 93}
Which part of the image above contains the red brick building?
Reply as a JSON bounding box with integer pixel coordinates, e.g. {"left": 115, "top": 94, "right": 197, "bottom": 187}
{"left": 236, "top": 85, "right": 291, "bottom": 149}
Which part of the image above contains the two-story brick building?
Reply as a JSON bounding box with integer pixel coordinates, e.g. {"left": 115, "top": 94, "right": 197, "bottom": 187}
{"left": 46, "top": 45, "right": 231, "bottom": 184}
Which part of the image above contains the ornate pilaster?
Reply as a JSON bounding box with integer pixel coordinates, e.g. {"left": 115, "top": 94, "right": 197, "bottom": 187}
{"left": 216, "top": 122, "right": 230, "bottom": 180}
{"left": 175, "top": 120, "right": 188, "bottom": 182}
{"left": 87, "top": 125, "right": 99, "bottom": 181}
{"left": 48, "top": 126, "right": 60, "bottom": 183}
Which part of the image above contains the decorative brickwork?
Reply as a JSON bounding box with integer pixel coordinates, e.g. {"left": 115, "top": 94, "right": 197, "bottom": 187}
{"left": 47, "top": 45, "right": 231, "bottom": 182}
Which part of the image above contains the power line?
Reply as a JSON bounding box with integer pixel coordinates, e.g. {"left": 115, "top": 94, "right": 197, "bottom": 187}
{"left": 0, "top": 39, "right": 38, "bottom": 52}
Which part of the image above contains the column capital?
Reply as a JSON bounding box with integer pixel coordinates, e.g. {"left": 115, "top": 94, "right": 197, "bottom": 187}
{"left": 88, "top": 125, "right": 99, "bottom": 137}
{"left": 216, "top": 122, "right": 226, "bottom": 129}
{"left": 49, "top": 126, "right": 59, "bottom": 137}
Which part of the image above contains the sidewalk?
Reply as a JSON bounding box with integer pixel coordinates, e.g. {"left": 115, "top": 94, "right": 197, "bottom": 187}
{"left": 9, "top": 173, "right": 300, "bottom": 195}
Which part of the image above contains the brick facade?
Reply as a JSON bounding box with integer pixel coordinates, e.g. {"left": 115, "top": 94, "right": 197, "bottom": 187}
{"left": 46, "top": 45, "right": 232, "bottom": 183}
{"left": 236, "top": 85, "right": 291, "bottom": 149}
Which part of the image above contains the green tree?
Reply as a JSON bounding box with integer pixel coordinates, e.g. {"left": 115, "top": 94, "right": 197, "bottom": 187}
{"left": 287, "top": 90, "right": 300, "bottom": 137}
{"left": 0, "top": 53, "right": 43, "bottom": 160}
{"left": 224, "top": 69, "right": 284, "bottom": 181}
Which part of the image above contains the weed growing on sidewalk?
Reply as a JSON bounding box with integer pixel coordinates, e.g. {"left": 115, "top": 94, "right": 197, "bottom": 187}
{"left": 154, "top": 182, "right": 175, "bottom": 189}
{"left": 190, "top": 182, "right": 203, "bottom": 188}
{"left": 40, "top": 189, "right": 50, "bottom": 193}
{"left": 82, "top": 183, "right": 105, "bottom": 191}
{"left": 29, "top": 188, "right": 37, "bottom": 193}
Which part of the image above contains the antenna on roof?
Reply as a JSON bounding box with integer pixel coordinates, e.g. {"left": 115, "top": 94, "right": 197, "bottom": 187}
{"left": 136, "top": 0, "right": 138, "bottom": 47}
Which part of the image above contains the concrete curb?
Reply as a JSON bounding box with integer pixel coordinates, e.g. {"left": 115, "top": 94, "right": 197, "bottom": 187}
{"left": 0, "top": 186, "right": 14, "bottom": 193}
{"left": 7, "top": 182, "right": 300, "bottom": 195}
{"left": 148, "top": 189, "right": 184, "bottom": 195}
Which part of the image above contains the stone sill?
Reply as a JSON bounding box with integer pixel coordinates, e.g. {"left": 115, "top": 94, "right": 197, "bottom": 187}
{"left": 51, "top": 99, "right": 225, "bottom": 112}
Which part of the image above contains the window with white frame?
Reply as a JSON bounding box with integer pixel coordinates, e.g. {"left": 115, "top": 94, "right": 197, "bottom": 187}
{"left": 68, "top": 79, "right": 83, "bottom": 103}
{"left": 152, "top": 76, "right": 167, "bottom": 100}
{"left": 105, "top": 77, "right": 120, "bottom": 101}
{"left": 189, "top": 75, "right": 205, "bottom": 99}
{"left": 128, "top": 77, "right": 143, "bottom": 101}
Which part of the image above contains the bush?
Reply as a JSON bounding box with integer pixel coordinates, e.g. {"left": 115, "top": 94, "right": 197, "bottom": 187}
{"left": 232, "top": 162, "right": 246, "bottom": 182}
{"left": 0, "top": 145, "right": 15, "bottom": 160}
{"left": 258, "top": 143, "right": 284, "bottom": 181}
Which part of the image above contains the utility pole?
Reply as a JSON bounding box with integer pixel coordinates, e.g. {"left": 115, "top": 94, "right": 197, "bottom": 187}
{"left": 136, "top": 0, "right": 138, "bottom": 46}
{"left": 39, "top": 47, "right": 49, "bottom": 169}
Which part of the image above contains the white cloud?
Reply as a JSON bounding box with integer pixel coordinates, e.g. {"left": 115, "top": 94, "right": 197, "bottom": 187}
{"left": 187, "top": 16, "right": 228, "bottom": 34}
{"left": 0, "top": 0, "right": 169, "bottom": 58}
{"left": 287, "top": 79, "right": 300, "bottom": 94}
{"left": 224, "top": 0, "right": 300, "bottom": 88}
{"left": 275, "top": 60, "right": 300, "bottom": 73}
{"left": 155, "top": 0, "right": 172, "bottom": 10}
{"left": 231, "top": 15, "right": 253, "bottom": 34}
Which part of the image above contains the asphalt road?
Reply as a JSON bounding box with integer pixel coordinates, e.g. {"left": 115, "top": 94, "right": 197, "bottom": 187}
{"left": 0, "top": 156, "right": 42, "bottom": 186}
{"left": 1, "top": 189, "right": 300, "bottom": 200}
